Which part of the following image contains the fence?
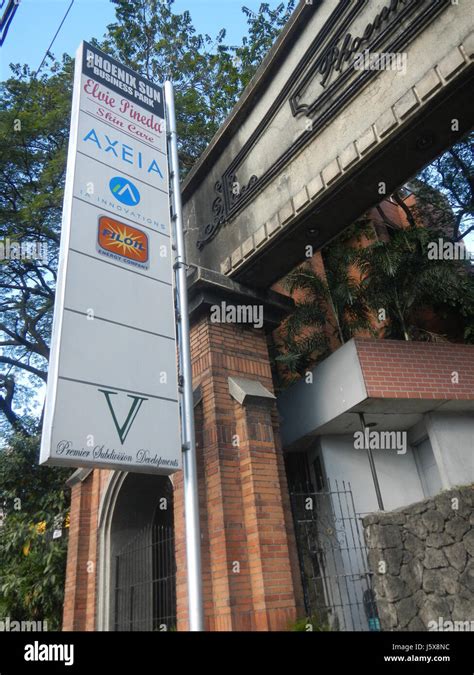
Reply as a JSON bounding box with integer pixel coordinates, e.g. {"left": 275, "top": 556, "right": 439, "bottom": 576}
{"left": 114, "top": 523, "right": 176, "bottom": 631}
{"left": 290, "top": 480, "right": 380, "bottom": 631}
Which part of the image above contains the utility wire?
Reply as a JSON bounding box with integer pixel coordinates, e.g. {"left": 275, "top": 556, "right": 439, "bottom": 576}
{"left": 34, "top": 0, "right": 76, "bottom": 78}
{"left": 10, "top": 0, "right": 76, "bottom": 117}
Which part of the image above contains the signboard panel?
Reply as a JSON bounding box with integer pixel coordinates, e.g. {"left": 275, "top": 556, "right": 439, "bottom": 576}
{"left": 79, "top": 75, "right": 166, "bottom": 154}
{"left": 53, "top": 379, "right": 179, "bottom": 473}
{"left": 73, "top": 152, "right": 170, "bottom": 235}
{"left": 77, "top": 114, "right": 167, "bottom": 189}
{"left": 57, "top": 310, "right": 177, "bottom": 397}
{"left": 64, "top": 254, "right": 175, "bottom": 337}
{"left": 66, "top": 199, "right": 172, "bottom": 285}
{"left": 40, "top": 42, "right": 181, "bottom": 474}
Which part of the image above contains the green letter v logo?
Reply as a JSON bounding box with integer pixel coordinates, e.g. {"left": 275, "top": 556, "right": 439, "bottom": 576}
{"left": 99, "top": 389, "right": 148, "bottom": 445}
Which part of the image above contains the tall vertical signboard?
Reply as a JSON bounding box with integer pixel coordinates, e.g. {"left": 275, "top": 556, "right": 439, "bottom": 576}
{"left": 40, "top": 42, "right": 181, "bottom": 475}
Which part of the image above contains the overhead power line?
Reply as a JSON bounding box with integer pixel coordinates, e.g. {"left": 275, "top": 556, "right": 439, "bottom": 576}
{"left": 35, "top": 0, "right": 76, "bottom": 78}
{"left": 10, "top": 0, "right": 76, "bottom": 118}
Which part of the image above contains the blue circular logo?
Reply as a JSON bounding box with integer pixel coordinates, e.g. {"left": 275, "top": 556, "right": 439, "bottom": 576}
{"left": 109, "top": 176, "right": 141, "bottom": 206}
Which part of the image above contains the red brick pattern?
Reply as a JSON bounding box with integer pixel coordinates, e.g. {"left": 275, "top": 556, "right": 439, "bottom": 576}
{"left": 355, "top": 338, "right": 474, "bottom": 400}
{"left": 62, "top": 470, "right": 103, "bottom": 631}
{"left": 174, "top": 317, "right": 304, "bottom": 631}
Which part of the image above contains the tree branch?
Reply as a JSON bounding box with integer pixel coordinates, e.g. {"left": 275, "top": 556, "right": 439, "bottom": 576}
{"left": 392, "top": 191, "right": 417, "bottom": 229}
{"left": 0, "top": 378, "right": 31, "bottom": 436}
{"left": 0, "top": 356, "right": 47, "bottom": 381}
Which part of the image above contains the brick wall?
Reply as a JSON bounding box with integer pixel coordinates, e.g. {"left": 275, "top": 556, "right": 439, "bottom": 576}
{"left": 355, "top": 338, "right": 474, "bottom": 400}
{"left": 62, "top": 469, "right": 107, "bottom": 631}
{"left": 174, "top": 315, "right": 304, "bottom": 631}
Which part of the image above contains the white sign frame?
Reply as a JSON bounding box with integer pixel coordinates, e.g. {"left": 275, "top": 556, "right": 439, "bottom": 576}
{"left": 40, "top": 42, "right": 181, "bottom": 475}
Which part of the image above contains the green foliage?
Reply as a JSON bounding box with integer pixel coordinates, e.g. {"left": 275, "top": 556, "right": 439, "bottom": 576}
{"left": 236, "top": 2, "right": 296, "bottom": 88}
{"left": 276, "top": 221, "right": 374, "bottom": 376}
{"left": 0, "top": 434, "right": 70, "bottom": 629}
{"left": 354, "top": 224, "right": 473, "bottom": 342}
{"left": 276, "top": 264, "right": 330, "bottom": 376}
{"left": 415, "top": 131, "right": 474, "bottom": 242}
{"left": 321, "top": 219, "right": 375, "bottom": 343}
{"left": 0, "top": 59, "right": 73, "bottom": 436}
{"left": 101, "top": 0, "right": 295, "bottom": 175}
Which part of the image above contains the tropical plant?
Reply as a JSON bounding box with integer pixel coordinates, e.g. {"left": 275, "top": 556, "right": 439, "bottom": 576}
{"left": 276, "top": 221, "right": 374, "bottom": 375}
{"left": 0, "top": 434, "right": 70, "bottom": 629}
{"left": 353, "top": 223, "right": 474, "bottom": 342}
{"left": 275, "top": 278, "right": 329, "bottom": 376}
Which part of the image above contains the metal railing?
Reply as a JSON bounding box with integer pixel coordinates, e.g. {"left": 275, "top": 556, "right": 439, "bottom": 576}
{"left": 114, "top": 524, "right": 176, "bottom": 631}
{"left": 290, "top": 479, "right": 380, "bottom": 631}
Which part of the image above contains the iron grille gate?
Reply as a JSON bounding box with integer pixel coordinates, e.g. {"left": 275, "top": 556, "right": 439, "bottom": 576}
{"left": 114, "top": 524, "right": 176, "bottom": 631}
{"left": 290, "top": 480, "right": 380, "bottom": 631}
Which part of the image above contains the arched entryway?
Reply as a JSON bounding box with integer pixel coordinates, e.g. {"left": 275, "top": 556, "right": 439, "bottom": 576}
{"left": 97, "top": 472, "right": 176, "bottom": 631}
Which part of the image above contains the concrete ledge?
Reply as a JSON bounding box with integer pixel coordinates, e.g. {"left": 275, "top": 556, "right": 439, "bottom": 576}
{"left": 187, "top": 265, "right": 294, "bottom": 330}
{"left": 228, "top": 376, "right": 276, "bottom": 406}
{"left": 193, "top": 384, "right": 203, "bottom": 408}
{"left": 66, "top": 468, "right": 93, "bottom": 487}
{"left": 278, "top": 339, "right": 474, "bottom": 449}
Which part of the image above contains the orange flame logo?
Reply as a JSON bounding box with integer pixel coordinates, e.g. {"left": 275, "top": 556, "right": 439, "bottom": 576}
{"left": 98, "top": 216, "right": 149, "bottom": 266}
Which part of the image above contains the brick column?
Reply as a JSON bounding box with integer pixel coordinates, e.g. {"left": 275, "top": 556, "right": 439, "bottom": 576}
{"left": 235, "top": 398, "right": 302, "bottom": 630}
{"left": 174, "top": 270, "right": 304, "bottom": 630}
{"left": 62, "top": 469, "right": 100, "bottom": 631}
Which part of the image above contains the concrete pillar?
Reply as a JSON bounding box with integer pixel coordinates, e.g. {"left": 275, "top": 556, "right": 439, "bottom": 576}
{"left": 425, "top": 412, "right": 474, "bottom": 488}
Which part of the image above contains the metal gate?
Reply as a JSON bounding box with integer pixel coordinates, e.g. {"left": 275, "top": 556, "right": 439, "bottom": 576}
{"left": 290, "top": 480, "right": 380, "bottom": 631}
{"left": 114, "top": 523, "right": 176, "bottom": 631}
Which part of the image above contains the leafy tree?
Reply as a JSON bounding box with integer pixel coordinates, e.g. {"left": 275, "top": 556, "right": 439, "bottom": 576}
{"left": 0, "top": 59, "right": 73, "bottom": 437}
{"left": 373, "top": 133, "right": 474, "bottom": 244}
{"left": 101, "top": 0, "right": 296, "bottom": 174}
{"left": 0, "top": 434, "right": 70, "bottom": 629}
{"left": 235, "top": 2, "right": 297, "bottom": 87}
{"left": 416, "top": 131, "right": 474, "bottom": 242}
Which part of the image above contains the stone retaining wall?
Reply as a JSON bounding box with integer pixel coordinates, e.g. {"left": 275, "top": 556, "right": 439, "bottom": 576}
{"left": 363, "top": 485, "right": 474, "bottom": 631}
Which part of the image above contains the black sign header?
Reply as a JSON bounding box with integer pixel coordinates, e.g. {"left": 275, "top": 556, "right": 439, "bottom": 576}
{"left": 82, "top": 42, "right": 164, "bottom": 119}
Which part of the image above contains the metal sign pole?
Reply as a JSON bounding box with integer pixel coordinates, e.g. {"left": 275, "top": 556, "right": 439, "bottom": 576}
{"left": 164, "top": 81, "right": 204, "bottom": 632}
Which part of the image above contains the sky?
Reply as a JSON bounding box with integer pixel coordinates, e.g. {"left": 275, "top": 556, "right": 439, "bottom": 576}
{"left": 0, "top": 0, "right": 267, "bottom": 79}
